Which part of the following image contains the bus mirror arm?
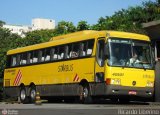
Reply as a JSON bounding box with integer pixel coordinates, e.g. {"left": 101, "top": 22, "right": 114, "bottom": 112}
{"left": 151, "top": 47, "right": 156, "bottom": 65}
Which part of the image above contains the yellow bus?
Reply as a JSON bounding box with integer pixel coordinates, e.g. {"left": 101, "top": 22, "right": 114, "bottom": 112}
{"left": 3, "top": 30, "right": 155, "bottom": 103}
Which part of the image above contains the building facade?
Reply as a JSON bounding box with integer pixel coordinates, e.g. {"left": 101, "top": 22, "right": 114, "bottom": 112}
{"left": 3, "top": 18, "right": 55, "bottom": 37}
{"left": 32, "top": 18, "right": 55, "bottom": 30}
{"left": 3, "top": 25, "right": 32, "bottom": 37}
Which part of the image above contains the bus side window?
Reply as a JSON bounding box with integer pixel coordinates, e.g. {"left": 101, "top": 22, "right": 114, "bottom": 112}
{"left": 50, "top": 48, "right": 55, "bottom": 61}
{"left": 97, "top": 39, "right": 105, "bottom": 67}
{"left": 87, "top": 40, "right": 94, "bottom": 56}
{"left": 6, "top": 55, "right": 12, "bottom": 67}
{"left": 16, "top": 54, "right": 21, "bottom": 66}
{"left": 64, "top": 45, "right": 68, "bottom": 59}
{"left": 38, "top": 50, "right": 45, "bottom": 62}
{"left": 30, "top": 52, "right": 33, "bottom": 63}
{"left": 19, "top": 54, "right": 22, "bottom": 65}
{"left": 27, "top": 52, "right": 32, "bottom": 64}
{"left": 45, "top": 48, "right": 51, "bottom": 61}
{"left": 67, "top": 44, "right": 72, "bottom": 59}
{"left": 53, "top": 47, "right": 58, "bottom": 60}
{"left": 58, "top": 46, "right": 65, "bottom": 60}
{"left": 38, "top": 50, "right": 42, "bottom": 62}
{"left": 79, "top": 42, "right": 86, "bottom": 57}
{"left": 33, "top": 51, "right": 38, "bottom": 63}
{"left": 11, "top": 55, "right": 17, "bottom": 66}
{"left": 71, "top": 43, "right": 79, "bottom": 58}
{"left": 20, "top": 53, "right": 27, "bottom": 65}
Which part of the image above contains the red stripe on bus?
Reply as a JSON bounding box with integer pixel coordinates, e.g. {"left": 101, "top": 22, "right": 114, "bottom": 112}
{"left": 13, "top": 70, "right": 20, "bottom": 85}
{"left": 73, "top": 74, "right": 79, "bottom": 82}
{"left": 16, "top": 71, "right": 22, "bottom": 85}
{"left": 15, "top": 70, "right": 21, "bottom": 85}
{"left": 13, "top": 70, "right": 22, "bottom": 86}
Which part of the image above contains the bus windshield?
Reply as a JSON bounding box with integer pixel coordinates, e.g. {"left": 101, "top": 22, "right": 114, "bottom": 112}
{"left": 107, "top": 38, "right": 153, "bottom": 69}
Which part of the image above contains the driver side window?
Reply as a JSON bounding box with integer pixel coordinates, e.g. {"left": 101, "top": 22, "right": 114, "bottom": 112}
{"left": 97, "top": 39, "right": 105, "bottom": 67}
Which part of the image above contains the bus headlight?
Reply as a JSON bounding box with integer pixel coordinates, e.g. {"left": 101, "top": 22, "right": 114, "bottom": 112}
{"left": 111, "top": 79, "right": 121, "bottom": 85}
{"left": 146, "top": 81, "right": 154, "bottom": 87}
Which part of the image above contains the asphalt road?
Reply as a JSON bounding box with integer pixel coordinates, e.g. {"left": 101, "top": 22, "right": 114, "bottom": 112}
{"left": 0, "top": 102, "right": 160, "bottom": 115}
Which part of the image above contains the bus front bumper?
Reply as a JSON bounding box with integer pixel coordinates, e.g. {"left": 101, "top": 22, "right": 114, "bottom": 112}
{"left": 92, "top": 83, "right": 154, "bottom": 99}
{"left": 105, "top": 85, "right": 154, "bottom": 98}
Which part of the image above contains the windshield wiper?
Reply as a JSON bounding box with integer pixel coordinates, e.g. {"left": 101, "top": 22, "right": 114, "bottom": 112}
{"left": 138, "top": 62, "right": 150, "bottom": 64}
{"left": 122, "top": 60, "right": 128, "bottom": 69}
{"left": 138, "top": 62, "right": 151, "bottom": 70}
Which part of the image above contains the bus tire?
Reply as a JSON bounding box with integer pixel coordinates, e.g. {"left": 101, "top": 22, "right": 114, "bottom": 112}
{"left": 19, "top": 87, "right": 28, "bottom": 103}
{"left": 79, "top": 84, "right": 92, "bottom": 104}
{"left": 29, "top": 86, "right": 36, "bottom": 103}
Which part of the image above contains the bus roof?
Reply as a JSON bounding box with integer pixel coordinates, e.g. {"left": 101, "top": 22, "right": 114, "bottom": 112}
{"left": 7, "top": 30, "right": 150, "bottom": 55}
{"left": 50, "top": 30, "right": 99, "bottom": 41}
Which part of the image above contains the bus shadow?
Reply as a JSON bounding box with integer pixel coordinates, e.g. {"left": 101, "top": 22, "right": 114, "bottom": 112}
{"left": 48, "top": 98, "right": 150, "bottom": 105}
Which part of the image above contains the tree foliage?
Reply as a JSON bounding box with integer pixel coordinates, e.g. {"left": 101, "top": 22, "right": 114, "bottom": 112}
{"left": 56, "top": 21, "right": 76, "bottom": 34}
{"left": 23, "top": 29, "right": 55, "bottom": 46}
{"left": 77, "top": 21, "right": 90, "bottom": 31}
{"left": 91, "top": 0, "right": 160, "bottom": 34}
{"left": 0, "top": 21, "right": 5, "bottom": 27}
{"left": 0, "top": 28, "right": 22, "bottom": 77}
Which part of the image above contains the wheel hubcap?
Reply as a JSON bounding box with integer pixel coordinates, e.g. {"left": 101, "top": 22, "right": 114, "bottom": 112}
{"left": 83, "top": 87, "right": 88, "bottom": 98}
{"left": 31, "top": 89, "right": 36, "bottom": 99}
{"left": 20, "top": 89, "right": 26, "bottom": 100}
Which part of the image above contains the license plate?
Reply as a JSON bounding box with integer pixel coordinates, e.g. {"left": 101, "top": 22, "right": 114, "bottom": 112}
{"left": 129, "top": 91, "right": 137, "bottom": 95}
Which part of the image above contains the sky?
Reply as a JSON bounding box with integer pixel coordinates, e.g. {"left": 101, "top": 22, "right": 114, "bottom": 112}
{"left": 0, "top": 0, "right": 156, "bottom": 26}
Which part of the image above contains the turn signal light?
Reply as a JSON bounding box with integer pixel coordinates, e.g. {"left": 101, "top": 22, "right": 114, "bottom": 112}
{"left": 146, "top": 81, "right": 154, "bottom": 87}
{"left": 106, "top": 78, "right": 111, "bottom": 85}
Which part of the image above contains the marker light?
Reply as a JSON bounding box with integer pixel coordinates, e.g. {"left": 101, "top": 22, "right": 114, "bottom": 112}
{"left": 106, "top": 78, "right": 111, "bottom": 85}
{"left": 146, "top": 81, "right": 154, "bottom": 87}
{"left": 111, "top": 79, "right": 121, "bottom": 85}
{"left": 106, "top": 78, "right": 121, "bottom": 85}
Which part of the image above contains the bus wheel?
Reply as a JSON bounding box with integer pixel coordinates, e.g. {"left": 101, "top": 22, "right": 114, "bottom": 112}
{"left": 29, "top": 86, "right": 36, "bottom": 103}
{"left": 79, "top": 84, "right": 92, "bottom": 104}
{"left": 19, "top": 87, "right": 27, "bottom": 103}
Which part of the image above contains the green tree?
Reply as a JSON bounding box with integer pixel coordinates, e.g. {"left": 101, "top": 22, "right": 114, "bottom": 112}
{"left": 92, "top": 1, "right": 160, "bottom": 34}
{"left": 0, "top": 21, "right": 5, "bottom": 27}
{"left": 23, "top": 29, "right": 55, "bottom": 46}
{"left": 0, "top": 27, "right": 22, "bottom": 77}
{"left": 56, "top": 21, "right": 76, "bottom": 34}
{"left": 77, "top": 21, "right": 90, "bottom": 31}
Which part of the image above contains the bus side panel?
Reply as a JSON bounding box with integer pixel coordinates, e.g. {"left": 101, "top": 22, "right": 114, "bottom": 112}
{"left": 36, "top": 57, "right": 95, "bottom": 97}
{"left": 4, "top": 87, "right": 19, "bottom": 97}
{"left": 4, "top": 57, "right": 95, "bottom": 97}
{"left": 36, "top": 84, "right": 80, "bottom": 97}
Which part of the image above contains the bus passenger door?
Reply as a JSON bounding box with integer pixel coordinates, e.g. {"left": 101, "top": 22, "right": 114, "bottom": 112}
{"left": 94, "top": 38, "right": 106, "bottom": 95}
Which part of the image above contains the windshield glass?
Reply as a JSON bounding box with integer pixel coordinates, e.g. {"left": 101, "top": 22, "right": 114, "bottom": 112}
{"left": 107, "top": 38, "right": 153, "bottom": 69}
